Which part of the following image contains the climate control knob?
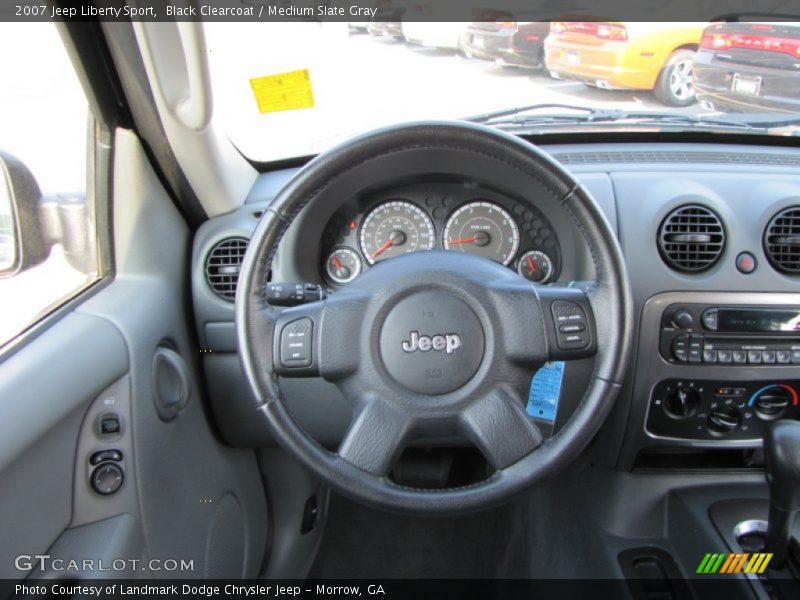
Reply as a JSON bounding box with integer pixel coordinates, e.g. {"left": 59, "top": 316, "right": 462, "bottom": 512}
{"left": 707, "top": 406, "right": 741, "bottom": 434}
{"left": 754, "top": 386, "right": 792, "bottom": 419}
{"left": 664, "top": 387, "right": 701, "bottom": 418}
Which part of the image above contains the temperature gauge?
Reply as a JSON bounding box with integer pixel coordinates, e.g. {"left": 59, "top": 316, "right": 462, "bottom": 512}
{"left": 517, "top": 250, "right": 554, "bottom": 283}
{"left": 325, "top": 247, "right": 362, "bottom": 285}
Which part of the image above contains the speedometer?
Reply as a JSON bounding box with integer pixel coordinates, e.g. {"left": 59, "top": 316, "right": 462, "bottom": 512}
{"left": 359, "top": 200, "right": 435, "bottom": 265}
{"left": 443, "top": 201, "right": 520, "bottom": 266}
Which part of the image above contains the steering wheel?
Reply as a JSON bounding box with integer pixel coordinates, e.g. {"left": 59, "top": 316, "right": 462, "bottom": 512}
{"left": 236, "top": 122, "right": 632, "bottom": 514}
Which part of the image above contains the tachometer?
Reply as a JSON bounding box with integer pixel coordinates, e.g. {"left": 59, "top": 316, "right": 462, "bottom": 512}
{"left": 359, "top": 200, "right": 435, "bottom": 265}
{"left": 443, "top": 201, "right": 520, "bottom": 265}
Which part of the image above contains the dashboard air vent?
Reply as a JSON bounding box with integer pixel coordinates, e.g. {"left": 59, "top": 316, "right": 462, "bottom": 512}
{"left": 553, "top": 151, "right": 800, "bottom": 167}
{"left": 657, "top": 205, "right": 725, "bottom": 273}
{"left": 764, "top": 207, "right": 800, "bottom": 275}
{"left": 205, "top": 237, "right": 249, "bottom": 301}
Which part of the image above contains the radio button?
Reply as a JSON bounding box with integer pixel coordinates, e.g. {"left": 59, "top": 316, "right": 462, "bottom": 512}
{"left": 777, "top": 350, "right": 791, "bottom": 364}
{"left": 671, "top": 335, "right": 689, "bottom": 362}
{"left": 670, "top": 309, "right": 694, "bottom": 330}
{"left": 717, "top": 350, "right": 732, "bottom": 363}
{"left": 702, "top": 349, "right": 717, "bottom": 363}
{"left": 701, "top": 308, "right": 719, "bottom": 331}
{"left": 762, "top": 350, "right": 776, "bottom": 364}
{"left": 733, "top": 350, "right": 747, "bottom": 364}
{"left": 747, "top": 350, "right": 763, "bottom": 364}
{"left": 687, "top": 335, "right": 703, "bottom": 363}
{"left": 792, "top": 350, "right": 800, "bottom": 364}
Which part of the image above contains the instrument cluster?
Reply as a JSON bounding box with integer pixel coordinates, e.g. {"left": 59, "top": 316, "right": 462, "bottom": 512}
{"left": 319, "top": 181, "right": 562, "bottom": 287}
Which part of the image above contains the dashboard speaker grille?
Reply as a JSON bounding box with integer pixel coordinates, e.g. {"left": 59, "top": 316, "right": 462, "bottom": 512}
{"left": 658, "top": 205, "right": 725, "bottom": 273}
{"left": 764, "top": 207, "right": 800, "bottom": 274}
{"left": 205, "top": 237, "right": 249, "bottom": 301}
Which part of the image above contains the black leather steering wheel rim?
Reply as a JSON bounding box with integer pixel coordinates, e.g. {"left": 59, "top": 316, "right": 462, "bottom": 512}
{"left": 236, "top": 121, "right": 632, "bottom": 515}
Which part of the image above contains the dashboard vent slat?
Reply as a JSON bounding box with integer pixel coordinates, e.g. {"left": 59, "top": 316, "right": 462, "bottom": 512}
{"left": 658, "top": 205, "right": 725, "bottom": 273}
{"left": 553, "top": 151, "right": 800, "bottom": 167}
{"left": 205, "top": 237, "right": 249, "bottom": 301}
{"left": 764, "top": 207, "right": 800, "bottom": 275}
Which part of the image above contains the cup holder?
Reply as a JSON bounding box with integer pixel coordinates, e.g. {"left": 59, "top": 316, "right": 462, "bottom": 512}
{"left": 734, "top": 519, "right": 769, "bottom": 552}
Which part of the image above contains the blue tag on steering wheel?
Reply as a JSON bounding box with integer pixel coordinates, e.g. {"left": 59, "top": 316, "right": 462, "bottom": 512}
{"left": 527, "top": 361, "right": 565, "bottom": 423}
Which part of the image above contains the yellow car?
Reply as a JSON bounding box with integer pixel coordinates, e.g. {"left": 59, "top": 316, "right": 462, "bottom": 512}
{"left": 544, "top": 22, "right": 706, "bottom": 106}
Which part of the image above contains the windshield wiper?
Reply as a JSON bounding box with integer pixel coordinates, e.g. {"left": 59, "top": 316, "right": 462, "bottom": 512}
{"left": 465, "top": 103, "right": 763, "bottom": 132}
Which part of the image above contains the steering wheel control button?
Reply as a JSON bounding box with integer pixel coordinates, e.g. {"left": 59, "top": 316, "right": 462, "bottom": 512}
{"left": 91, "top": 463, "right": 124, "bottom": 496}
{"left": 280, "top": 318, "right": 313, "bottom": 368}
{"left": 735, "top": 251, "right": 757, "bottom": 274}
{"left": 551, "top": 301, "right": 589, "bottom": 349}
{"left": 90, "top": 450, "right": 123, "bottom": 465}
{"left": 379, "top": 291, "right": 484, "bottom": 395}
{"left": 100, "top": 416, "right": 121, "bottom": 435}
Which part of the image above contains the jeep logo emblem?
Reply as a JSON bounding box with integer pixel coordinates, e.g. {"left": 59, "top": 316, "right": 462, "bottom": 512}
{"left": 401, "top": 331, "right": 462, "bottom": 355}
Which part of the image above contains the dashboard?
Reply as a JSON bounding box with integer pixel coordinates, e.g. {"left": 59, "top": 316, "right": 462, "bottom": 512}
{"left": 318, "top": 181, "right": 562, "bottom": 287}
{"left": 191, "top": 140, "right": 800, "bottom": 472}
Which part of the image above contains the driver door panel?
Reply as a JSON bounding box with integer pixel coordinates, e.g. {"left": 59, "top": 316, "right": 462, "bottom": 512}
{"left": 0, "top": 130, "right": 267, "bottom": 581}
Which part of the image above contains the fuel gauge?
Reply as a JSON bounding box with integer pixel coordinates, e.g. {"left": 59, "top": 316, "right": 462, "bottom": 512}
{"left": 517, "top": 250, "right": 554, "bottom": 283}
{"left": 325, "top": 247, "right": 362, "bottom": 285}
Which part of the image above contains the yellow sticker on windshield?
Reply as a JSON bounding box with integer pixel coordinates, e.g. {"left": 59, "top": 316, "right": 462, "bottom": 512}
{"left": 250, "top": 69, "right": 314, "bottom": 114}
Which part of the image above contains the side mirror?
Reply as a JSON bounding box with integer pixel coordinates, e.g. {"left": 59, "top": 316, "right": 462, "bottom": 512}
{"left": 0, "top": 152, "right": 50, "bottom": 278}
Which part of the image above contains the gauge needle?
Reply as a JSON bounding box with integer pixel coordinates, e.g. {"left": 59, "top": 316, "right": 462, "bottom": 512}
{"left": 332, "top": 256, "right": 342, "bottom": 271}
{"left": 526, "top": 255, "right": 536, "bottom": 273}
{"left": 372, "top": 239, "right": 395, "bottom": 259}
{"left": 448, "top": 236, "right": 478, "bottom": 246}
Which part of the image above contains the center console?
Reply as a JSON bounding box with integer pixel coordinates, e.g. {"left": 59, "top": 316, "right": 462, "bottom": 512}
{"left": 618, "top": 292, "right": 800, "bottom": 470}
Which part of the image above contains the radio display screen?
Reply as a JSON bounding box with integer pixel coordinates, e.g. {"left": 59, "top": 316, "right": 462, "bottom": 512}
{"left": 718, "top": 309, "right": 800, "bottom": 333}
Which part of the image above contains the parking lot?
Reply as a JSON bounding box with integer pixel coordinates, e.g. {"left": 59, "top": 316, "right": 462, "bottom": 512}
{"left": 206, "top": 22, "right": 707, "bottom": 162}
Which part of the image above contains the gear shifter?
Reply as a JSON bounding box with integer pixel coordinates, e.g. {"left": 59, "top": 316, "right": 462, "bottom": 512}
{"left": 764, "top": 420, "right": 800, "bottom": 569}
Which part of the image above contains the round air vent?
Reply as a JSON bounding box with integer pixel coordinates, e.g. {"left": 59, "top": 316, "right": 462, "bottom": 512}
{"left": 764, "top": 206, "right": 800, "bottom": 274}
{"left": 205, "top": 237, "right": 249, "bottom": 301}
{"left": 657, "top": 205, "right": 725, "bottom": 273}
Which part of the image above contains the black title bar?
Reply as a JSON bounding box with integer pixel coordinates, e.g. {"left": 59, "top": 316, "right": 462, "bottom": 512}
{"left": 2, "top": 0, "right": 800, "bottom": 23}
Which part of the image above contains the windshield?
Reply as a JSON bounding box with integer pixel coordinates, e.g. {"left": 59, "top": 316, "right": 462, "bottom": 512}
{"left": 204, "top": 21, "right": 800, "bottom": 163}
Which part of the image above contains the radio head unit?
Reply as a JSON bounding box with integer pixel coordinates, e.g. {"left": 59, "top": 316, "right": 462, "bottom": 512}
{"left": 660, "top": 304, "right": 800, "bottom": 365}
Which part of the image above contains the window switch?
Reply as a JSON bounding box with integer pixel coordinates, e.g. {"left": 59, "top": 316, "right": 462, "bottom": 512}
{"left": 100, "top": 416, "right": 120, "bottom": 435}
